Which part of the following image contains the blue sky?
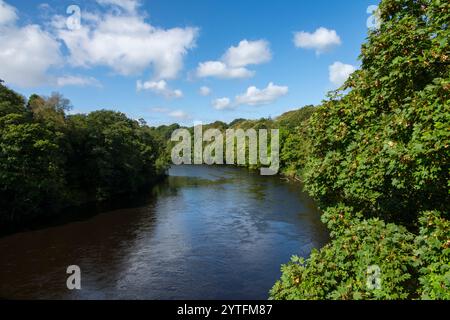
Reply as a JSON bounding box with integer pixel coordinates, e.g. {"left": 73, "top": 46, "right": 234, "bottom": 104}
{"left": 0, "top": 0, "right": 379, "bottom": 126}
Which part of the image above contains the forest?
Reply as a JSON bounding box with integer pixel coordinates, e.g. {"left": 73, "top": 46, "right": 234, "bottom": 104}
{"left": 269, "top": 0, "right": 450, "bottom": 299}
{"left": 0, "top": 0, "right": 448, "bottom": 300}
{"left": 0, "top": 83, "right": 169, "bottom": 229}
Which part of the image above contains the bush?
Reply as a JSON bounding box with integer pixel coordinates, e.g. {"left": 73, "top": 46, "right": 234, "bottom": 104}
{"left": 303, "top": 0, "right": 449, "bottom": 222}
{"left": 270, "top": 206, "right": 418, "bottom": 300}
{"left": 415, "top": 211, "right": 450, "bottom": 299}
{"left": 271, "top": 0, "right": 449, "bottom": 300}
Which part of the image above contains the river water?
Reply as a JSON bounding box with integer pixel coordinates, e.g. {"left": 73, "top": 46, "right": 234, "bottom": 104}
{"left": 0, "top": 165, "right": 328, "bottom": 300}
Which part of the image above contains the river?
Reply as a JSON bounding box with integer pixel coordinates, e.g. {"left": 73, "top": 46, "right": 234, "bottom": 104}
{"left": 0, "top": 165, "right": 328, "bottom": 300}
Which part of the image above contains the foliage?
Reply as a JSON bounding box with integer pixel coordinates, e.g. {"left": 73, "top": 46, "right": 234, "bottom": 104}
{"left": 271, "top": 0, "right": 449, "bottom": 300}
{"left": 0, "top": 83, "right": 27, "bottom": 117}
{"left": 277, "top": 106, "right": 316, "bottom": 176}
{"left": 303, "top": 0, "right": 449, "bottom": 222}
{"left": 63, "top": 111, "right": 167, "bottom": 201}
{"left": 0, "top": 113, "right": 66, "bottom": 224}
{"left": 0, "top": 83, "right": 169, "bottom": 229}
{"left": 415, "top": 211, "right": 450, "bottom": 299}
{"left": 270, "top": 205, "right": 417, "bottom": 300}
{"left": 187, "top": 106, "right": 317, "bottom": 174}
{"left": 276, "top": 105, "right": 316, "bottom": 130}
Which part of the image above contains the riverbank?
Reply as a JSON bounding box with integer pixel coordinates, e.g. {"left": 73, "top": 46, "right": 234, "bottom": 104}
{"left": 0, "top": 173, "right": 168, "bottom": 237}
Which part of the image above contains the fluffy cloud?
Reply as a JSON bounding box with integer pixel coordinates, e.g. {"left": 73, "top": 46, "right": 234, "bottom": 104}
{"left": 0, "top": 0, "right": 16, "bottom": 25}
{"left": 214, "top": 82, "right": 288, "bottom": 111}
{"left": 235, "top": 82, "right": 288, "bottom": 106}
{"left": 222, "top": 40, "right": 271, "bottom": 68}
{"left": 2, "top": 0, "right": 193, "bottom": 88}
{"left": 55, "top": 6, "right": 198, "bottom": 79}
{"left": 0, "top": 3, "right": 62, "bottom": 87}
{"left": 329, "top": 61, "right": 356, "bottom": 87}
{"left": 150, "top": 107, "right": 170, "bottom": 113}
{"left": 57, "top": 75, "right": 101, "bottom": 87}
{"left": 197, "top": 61, "right": 254, "bottom": 79}
{"left": 137, "top": 80, "right": 183, "bottom": 98}
{"left": 149, "top": 107, "right": 191, "bottom": 120}
{"left": 212, "top": 97, "right": 232, "bottom": 110}
{"left": 294, "top": 27, "right": 341, "bottom": 54}
{"left": 197, "top": 39, "right": 271, "bottom": 79}
{"left": 168, "top": 110, "right": 190, "bottom": 120}
{"left": 168, "top": 110, "right": 191, "bottom": 120}
{"left": 199, "top": 86, "right": 211, "bottom": 96}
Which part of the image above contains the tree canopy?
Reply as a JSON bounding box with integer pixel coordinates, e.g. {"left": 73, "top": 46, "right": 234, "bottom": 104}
{"left": 0, "top": 83, "right": 168, "bottom": 229}
{"left": 271, "top": 0, "right": 449, "bottom": 300}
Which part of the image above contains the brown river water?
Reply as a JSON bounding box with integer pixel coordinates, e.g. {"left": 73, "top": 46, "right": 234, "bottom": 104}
{"left": 0, "top": 165, "right": 328, "bottom": 300}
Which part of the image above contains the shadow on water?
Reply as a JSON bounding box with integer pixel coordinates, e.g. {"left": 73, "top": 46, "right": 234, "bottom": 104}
{"left": 0, "top": 165, "right": 329, "bottom": 300}
{"left": 0, "top": 188, "right": 159, "bottom": 239}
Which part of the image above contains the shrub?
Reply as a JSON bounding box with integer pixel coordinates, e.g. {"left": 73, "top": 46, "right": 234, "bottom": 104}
{"left": 270, "top": 206, "right": 418, "bottom": 300}
{"left": 415, "top": 211, "right": 450, "bottom": 299}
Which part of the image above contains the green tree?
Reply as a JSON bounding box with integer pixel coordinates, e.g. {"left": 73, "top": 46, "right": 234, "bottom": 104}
{"left": 272, "top": 0, "right": 449, "bottom": 300}
{"left": 304, "top": 0, "right": 449, "bottom": 223}
{"left": 0, "top": 114, "right": 66, "bottom": 225}
{"left": 0, "top": 84, "right": 169, "bottom": 228}
{"left": 65, "top": 110, "right": 167, "bottom": 201}
{"left": 0, "top": 82, "right": 27, "bottom": 117}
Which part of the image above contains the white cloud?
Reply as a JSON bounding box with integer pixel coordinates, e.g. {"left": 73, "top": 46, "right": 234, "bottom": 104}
{"left": 2, "top": 0, "right": 194, "bottom": 88}
{"left": 0, "top": 0, "right": 17, "bottom": 25}
{"left": 149, "top": 107, "right": 191, "bottom": 120}
{"left": 329, "top": 61, "right": 356, "bottom": 87}
{"left": 0, "top": 9, "right": 62, "bottom": 87}
{"left": 222, "top": 40, "right": 271, "bottom": 68}
{"left": 235, "top": 82, "right": 288, "bottom": 106}
{"left": 197, "top": 39, "right": 270, "bottom": 79}
{"left": 197, "top": 61, "right": 254, "bottom": 79}
{"left": 168, "top": 110, "right": 190, "bottom": 120}
{"left": 57, "top": 75, "right": 101, "bottom": 87}
{"left": 294, "top": 27, "right": 341, "bottom": 54}
{"left": 150, "top": 107, "right": 170, "bottom": 113}
{"left": 199, "top": 86, "right": 211, "bottom": 96}
{"left": 137, "top": 80, "right": 183, "bottom": 98}
{"left": 55, "top": 8, "right": 198, "bottom": 79}
{"left": 96, "top": 0, "right": 141, "bottom": 13}
{"left": 212, "top": 97, "right": 232, "bottom": 110}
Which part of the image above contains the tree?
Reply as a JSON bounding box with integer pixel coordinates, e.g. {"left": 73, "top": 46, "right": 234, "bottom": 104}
{"left": 0, "top": 82, "right": 27, "bottom": 117}
{"left": 28, "top": 93, "right": 71, "bottom": 128}
{"left": 303, "top": 0, "right": 449, "bottom": 223}
{"left": 65, "top": 110, "right": 167, "bottom": 201}
{"left": 0, "top": 83, "right": 169, "bottom": 228}
{"left": 0, "top": 114, "right": 66, "bottom": 225}
{"left": 272, "top": 0, "right": 449, "bottom": 300}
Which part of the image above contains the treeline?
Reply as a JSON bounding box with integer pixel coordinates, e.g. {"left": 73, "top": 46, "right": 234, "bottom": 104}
{"left": 0, "top": 83, "right": 169, "bottom": 229}
{"left": 268, "top": 0, "right": 450, "bottom": 300}
{"left": 176, "top": 105, "right": 315, "bottom": 173}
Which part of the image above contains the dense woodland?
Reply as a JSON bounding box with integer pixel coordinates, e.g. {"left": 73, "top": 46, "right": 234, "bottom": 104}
{"left": 0, "top": 0, "right": 448, "bottom": 300}
{"left": 0, "top": 84, "right": 168, "bottom": 229}
{"left": 269, "top": 0, "right": 450, "bottom": 299}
